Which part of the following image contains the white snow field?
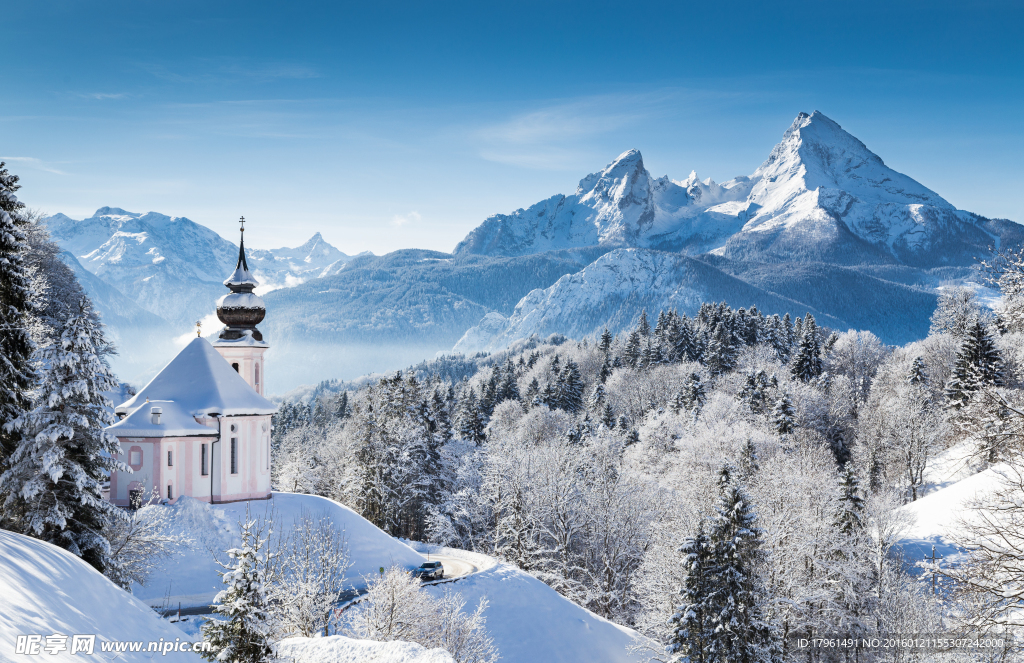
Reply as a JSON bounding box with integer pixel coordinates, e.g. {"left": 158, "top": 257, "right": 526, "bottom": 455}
{"left": 138, "top": 492, "right": 426, "bottom": 609}
{"left": 897, "top": 462, "right": 1005, "bottom": 568}
{"left": 0, "top": 530, "right": 202, "bottom": 662}
{"left": 404, "top": 543, "right": 651, "bottom": 663}
{"left": 277, "top": 635, "right": 455, "bottom": 662}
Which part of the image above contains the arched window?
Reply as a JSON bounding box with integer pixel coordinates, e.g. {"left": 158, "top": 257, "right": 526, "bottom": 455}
{"left": 232, "top": 363, "right": 239, "bottom": 373}
{"left": 255, "top": 364, "right": 260, "bottom": 387}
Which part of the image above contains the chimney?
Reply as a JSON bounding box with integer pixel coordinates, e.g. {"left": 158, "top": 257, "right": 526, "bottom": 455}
{"left": 151, "top": 406, "right": 163, "bottom": 425}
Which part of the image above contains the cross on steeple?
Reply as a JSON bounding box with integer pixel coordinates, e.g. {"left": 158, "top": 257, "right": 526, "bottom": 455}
{"left": 239, "top": 215, "right": 245, "bottom": 234}
{"left": 195, "top": 320, "right": 202, "bottom": 337}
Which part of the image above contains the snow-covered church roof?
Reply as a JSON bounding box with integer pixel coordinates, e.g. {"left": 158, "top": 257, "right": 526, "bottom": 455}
{"left": 107, "top": 400, "right": 218, "bottom": 438}
{"left": 114, "top": 337, "right": 277, "bottom": 417}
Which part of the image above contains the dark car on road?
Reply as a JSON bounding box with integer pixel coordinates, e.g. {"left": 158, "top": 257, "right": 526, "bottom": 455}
{"left": 412, "top": 561, "right": 444, "bottom": 581}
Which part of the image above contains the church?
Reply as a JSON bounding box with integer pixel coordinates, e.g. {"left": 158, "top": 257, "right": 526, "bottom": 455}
{"left": 106, "top": 222, "right": 277, "bottom": 506}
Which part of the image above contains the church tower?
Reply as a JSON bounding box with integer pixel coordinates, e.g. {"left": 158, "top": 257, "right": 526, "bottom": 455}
{"left": 212, "top": 217, "right": 269, "bottom": 396}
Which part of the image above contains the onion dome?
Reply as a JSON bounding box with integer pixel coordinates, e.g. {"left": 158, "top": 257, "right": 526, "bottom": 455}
{"left": 217, "top": 217, "right": 266, "bottom": 341}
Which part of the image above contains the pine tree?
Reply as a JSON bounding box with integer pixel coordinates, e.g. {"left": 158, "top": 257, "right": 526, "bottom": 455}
{"left": 202, "top": 508, "right": 278, "bottom": 663}
{"left": 906, "top": 356, "right": 927, "bottom": 385}
{"left": 624, "top": 330, "right": 642, "bottom": 368}
{"left": 555, "top": 360, "right": 584, "bottom": 413}
{"left": 601, "top": 403, "right": 616, "bottom": 429}
{"left": 705, "top": 322, "right": 736, "bottom": 376}
{"left": 790, "top": 314, "right": 823, "bottom": 382}
{"left": 0, "top": 162, "right": 36, "bottom": 466}
{"left": 837, "top": 467, "right": 865, "bottom": 536}
{"left": 771, "top": 394, "right": 795, "bottom": 436}
{"left": 668, "top": 530, "right": 715, "bottom": 663}
{"left": 704, "top": 479, "right": 779, "bottom": 663}
{"left": 457, "top": 389, "right": 487, "bottom": 445}
{"left": 945, "top": 319, "right": 1005, "bottom": 408}
{"left": 598, "top": 353, "right": 612, "bottom": 383}
{"left": 0, "top": 298, "right": 125, "bottom": 572}
{"left": 637, "top": 308, "right": 651, "bottom": 337}
{"left": 335, "top": 391, "right": 350, "bottom": 419}
{"left": 599, "top": 327, "right": 613, "bottom": 354}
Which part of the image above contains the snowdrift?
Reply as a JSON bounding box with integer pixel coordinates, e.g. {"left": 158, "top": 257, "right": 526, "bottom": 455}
{"left": 0, "top": 530, "right": 201, "bottom": 662}
{"left": 139, "top": 492, "right": 426, "bottom": 608}
{"left": 278, "top": 635, "right": 454, "bottom": 662}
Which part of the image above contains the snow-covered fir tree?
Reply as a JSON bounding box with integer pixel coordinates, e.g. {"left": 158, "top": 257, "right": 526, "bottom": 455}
{"left": 0, "top": 297, "right": 125, "bottom": 572}
{"left": 202, "top": 508, "right": 279, "bottom": 663}
{"left": 0, "top": 162, "right": 36, "bottom": 467}
{"left": 667, "top": 530, "right": 714, "bottom": 663}
{"left": 704, "top": 476, "right": 779, "bottom": 663}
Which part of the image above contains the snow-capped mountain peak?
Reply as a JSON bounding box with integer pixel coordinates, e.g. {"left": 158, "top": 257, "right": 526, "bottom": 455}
{"left": 456, "top": 110, "right": 1014, "bottom": 266}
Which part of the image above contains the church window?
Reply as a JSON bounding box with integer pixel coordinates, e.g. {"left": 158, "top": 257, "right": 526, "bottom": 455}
{"left": 167, "top": 450, "right": 173, "bottom": 467}
{"left": 167, "top": 485, "right": 173, "bottom": 500}
{"left": 129, "top": 450, "right": 141, "bottom": 466}
{"left": 255, "top": 364, "right": 260, "bottom": 386}
{"left": 201, "top": 444, "right": 208, "bottom": 475}
{"left": 232, "top": 363, "right": 239, "bottom": 373}
{"left": 230, "top": 438, "right": 238, "bottom": 474}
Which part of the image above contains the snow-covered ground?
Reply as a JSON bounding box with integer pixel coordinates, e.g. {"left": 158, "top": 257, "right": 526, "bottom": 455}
{"left": 896, "top": 443, "right": 1004, "bottom": 570}
{"left": 139, "top": 492, "right": 425, "bottom": 609}
{"left": 278, "top": 635, "right": 454, "bottom": 662}
{"left": 0, "top": 530, "right": 202, "bottom": 662}
{"left": 404, "top": 543, "right": 651, "bottom": 663}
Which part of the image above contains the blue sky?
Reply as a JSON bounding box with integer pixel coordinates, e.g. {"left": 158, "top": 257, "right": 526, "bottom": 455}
{"left": 3, "top": 0, "right": 1022, "bottom": 254}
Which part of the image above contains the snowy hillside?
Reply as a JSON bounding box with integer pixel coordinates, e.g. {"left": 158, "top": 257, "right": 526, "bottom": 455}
{"left": 0, "top": 530, "right": 201, "bottom": 662}
{"left": 138, "top": 493, "right": 425, "bottom": 608}
{"left": 409, "top": 547, "right": 648, "bottom": 663}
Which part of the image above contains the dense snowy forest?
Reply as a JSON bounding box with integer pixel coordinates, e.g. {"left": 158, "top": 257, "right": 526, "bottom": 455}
{"left": 272, "top": 265, "right": 1024, "bottom": 659}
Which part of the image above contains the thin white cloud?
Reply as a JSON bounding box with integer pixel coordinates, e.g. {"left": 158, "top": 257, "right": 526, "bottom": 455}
{"left": 0, "top": 156, "right": 68, "bottom": 175}
{"left": 392, "top": 211, "right": 422, "bottom": 227}
{"left": 83, "top": 92, "right": 127, "bottom": 100}
{"left": 471, "top": 87, "right": 748, "bottom": 171}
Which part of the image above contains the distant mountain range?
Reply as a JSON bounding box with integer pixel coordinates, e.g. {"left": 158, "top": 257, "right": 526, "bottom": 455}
{"left": 45, "top": 112, "right": 1022, "bottom": 392}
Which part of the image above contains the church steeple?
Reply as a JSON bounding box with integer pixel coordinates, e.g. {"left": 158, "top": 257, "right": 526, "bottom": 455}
{"left": 216, "top": 216, "right": 266, "bottom": 341}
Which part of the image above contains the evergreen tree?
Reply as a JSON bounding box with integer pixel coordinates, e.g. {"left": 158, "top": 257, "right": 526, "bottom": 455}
{"left": 790, "top": 314, "right": 823, "bottom": 382}
{"left": 457, "top": 389, "right": 487, "bottom": 445}
{"left": 335, "top": 391, "right": 350, "bottom": 419}
{"left": 0, "top": 298, "right": 125, "bottom": 572}
{"left": 202, "top": 509, "right": 278, "bottom": 663}
{"left": 837, "top": 467, "right": 865, "bottom": 536}
{"left": 588, "top": 383, "right": 606, "bottom": 410}
{"left": 704, "top": 322, "right": 736, "bottom": 376}
{"left": 906, "top": 356, "right": 927, "bottom": 385}
{"left": 623, "top": 330, "right": 642, "bottom": 368}
{"left": 598, "top": 353, "right": 612, "bottom": 384}
{"left": 555, "top": 360, "right": 584, "bottom": 414}
{"left": 704, "top": 479, "right": 779, "bottom": 663}
{"left": 668, "top": 530, "right": 715, "bottom": 663}
{"left": 637, "top": 308, "right": 651, "bottom": 337}
{"left": 945, "top": 319, "right": 1005, "bottom": 407}
{"left": 599, "top": 327, "right": 613, "bottom": 354}
{"left": 770, "top": 394, "right": 795, "bottom": 436}
{"left": 524, "top": 377, "right": 540, "bottom": 405}
{"left": 0, "top": 162, "right": 36, "bottom": 466}
{"left": 674, "top": 319, "right": 700, "bottom": 363}
{"left": 497, "top": 359, "right": 520, "bottom": 404}
{"left": 601, "top": 403, "right": 616, "bottom": 430}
